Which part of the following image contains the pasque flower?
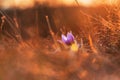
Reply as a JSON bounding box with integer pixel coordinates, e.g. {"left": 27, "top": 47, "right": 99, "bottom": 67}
{"left": 61, "top": 32, "right": 75, "bottom": 45}
{"left": 61, "top": 32, "right": 79, "bottom": 52}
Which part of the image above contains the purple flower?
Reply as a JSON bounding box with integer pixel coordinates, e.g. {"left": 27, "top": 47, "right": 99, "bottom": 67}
{"left": 61, "top": 32, "right": 75, "bottom": 45}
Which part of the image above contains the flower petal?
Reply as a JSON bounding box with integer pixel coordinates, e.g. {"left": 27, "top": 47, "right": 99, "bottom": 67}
{"left": 67, "top": 32, "right": 74, "bottom": 43}
{"left": 62, "top": 34, "right": 71, "bottom": 45}
{"left": 62, "top": 34, "right": 67, "bottom": 43}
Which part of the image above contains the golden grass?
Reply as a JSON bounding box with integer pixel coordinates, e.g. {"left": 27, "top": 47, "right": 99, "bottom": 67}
{"left": 0, "top": 4, "right": 120, "bottom": 80}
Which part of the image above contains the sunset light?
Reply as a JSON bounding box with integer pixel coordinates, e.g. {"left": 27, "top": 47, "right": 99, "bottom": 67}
{"left": 78, "top": 0, "right": 93, "bottom": 6}
{"left": 0, "top": 0, "right": 119, "bottom": 9}
{"left": 0, "top": 0, "right": 120, "bottom": 80}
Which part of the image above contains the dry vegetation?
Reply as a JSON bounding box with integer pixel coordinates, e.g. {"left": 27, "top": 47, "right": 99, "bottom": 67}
{"left": 0, "top": 4, "right": 120, "bottom": 80}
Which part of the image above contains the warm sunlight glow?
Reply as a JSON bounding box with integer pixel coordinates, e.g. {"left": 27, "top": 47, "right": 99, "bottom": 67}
{"left": 0, "top": 0, "right": 119, "bottom": 9}
{"left": 78, "top": 0, "right": 93, "bottom": 6}
{"left": 14, "top": 0, "right": 34, "bottom": 8}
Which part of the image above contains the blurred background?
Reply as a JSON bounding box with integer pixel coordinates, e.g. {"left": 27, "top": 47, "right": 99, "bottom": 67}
{"left": 0, "top": 0, "right": 120, "bottom": 80}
